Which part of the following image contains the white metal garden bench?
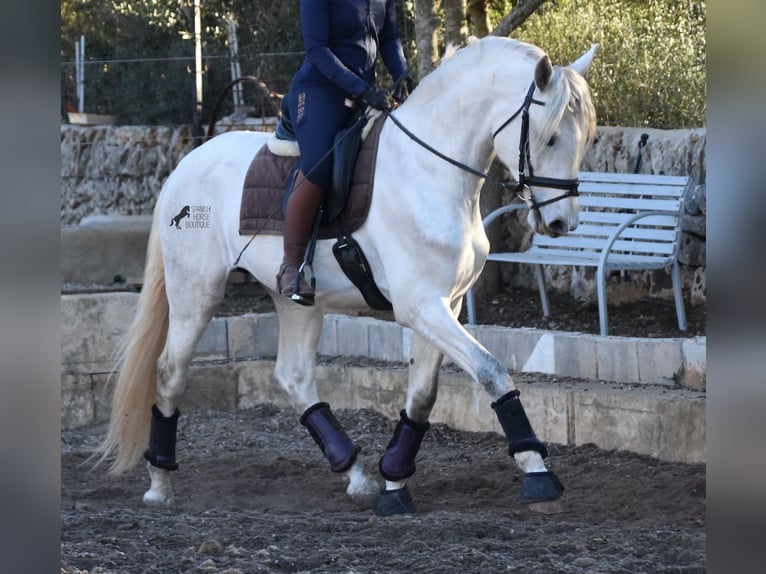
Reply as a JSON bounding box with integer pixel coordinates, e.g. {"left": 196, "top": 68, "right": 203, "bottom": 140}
{"left": 465, "top": 171, "right": 693, "bottom": 336}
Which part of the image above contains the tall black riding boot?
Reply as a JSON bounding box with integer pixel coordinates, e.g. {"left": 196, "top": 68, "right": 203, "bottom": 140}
{"left": 277, "top": 170, "right": 325, "bottom": 305}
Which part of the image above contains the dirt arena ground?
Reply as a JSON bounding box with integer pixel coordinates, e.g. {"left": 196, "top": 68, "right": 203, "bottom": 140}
{"left": 62, "top": 405, "right": 705, "bottom": 573}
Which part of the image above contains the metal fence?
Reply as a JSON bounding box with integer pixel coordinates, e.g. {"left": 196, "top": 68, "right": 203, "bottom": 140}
{"left": 60, "top": 50, "right": 306, "bottom": 128}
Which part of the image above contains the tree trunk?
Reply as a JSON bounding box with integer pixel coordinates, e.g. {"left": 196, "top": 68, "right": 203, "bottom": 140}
{"left": 467, "top": 0, "right": 490, "bottom": 38}
{"left": 443, "top": 0, "right": 468, "bottom": 48}
{"left": 491, "top": 0, "right": 549, "bottom": 37}
{"left": 412, "top": 0, "right": 441, "bottom": 77}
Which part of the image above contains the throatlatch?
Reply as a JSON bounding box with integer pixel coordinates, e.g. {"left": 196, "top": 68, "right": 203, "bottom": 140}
{"left": 300, "top": 402, "right": 361, "bottom": 473}
{"left": 491, "top": 390, "right": 548, "bottom": 458}
{"left": 144, "top": 404, "right": 180, "bottom": 471}
{"left": 379, "top": 410, "right": 431, "bottom": 481}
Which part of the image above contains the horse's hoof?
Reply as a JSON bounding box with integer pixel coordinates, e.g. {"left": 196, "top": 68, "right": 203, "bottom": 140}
{"left": 376, "top": 486, "right": 416, "bottom": 516}
{"left": 347, "top": 477, "right": 379, "bottom": 510}
{"left": 528, "top": 499, "right": 565, "bottom": 514}
{"left": 345, "top": 464, "right": 379, "bottom": 509}
{"left": 519, "top": 471, "right": 564, "bottom": 503}
{"left": 143, "top": 489, "right": 174, "bottom": 508}
{"left": 351, "top": 491, "right": 379, "bottom": 510}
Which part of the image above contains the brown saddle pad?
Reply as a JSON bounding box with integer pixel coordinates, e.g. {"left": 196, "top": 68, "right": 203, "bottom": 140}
{"left": 239, "top": 115, "right": 385, "bottom": 239}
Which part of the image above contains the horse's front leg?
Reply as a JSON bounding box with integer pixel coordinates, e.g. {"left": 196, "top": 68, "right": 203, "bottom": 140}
{"left": 376, "top": 332, "right": 442, "bottom": 516}
{"left": 399, "top": 295, "right": 564, "bottom": 510}
{"left": 272, "top": 298, "right": 379, "bottom": 508}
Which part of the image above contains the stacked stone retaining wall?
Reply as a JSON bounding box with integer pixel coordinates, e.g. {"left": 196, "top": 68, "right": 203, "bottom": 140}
{"left": 60, "top": 124, "right": 705, "bottom": 303}
{"left": 60, "top": 293, "right": 706, "bottom": 463}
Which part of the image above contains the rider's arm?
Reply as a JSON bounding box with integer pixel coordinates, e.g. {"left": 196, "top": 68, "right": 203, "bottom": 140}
{"left": 300, "top": 0, "right": 367, "bottom": 97}
{"left": 378, "top": 0, "right": 408, "bottom": 82}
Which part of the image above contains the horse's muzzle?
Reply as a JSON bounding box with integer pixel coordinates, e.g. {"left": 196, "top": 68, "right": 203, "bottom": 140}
{"left": 545, "top": 218, "right": 570, "bottom": 238}
{"left": 529, "top": 210, "right": 572, "bottom": 238}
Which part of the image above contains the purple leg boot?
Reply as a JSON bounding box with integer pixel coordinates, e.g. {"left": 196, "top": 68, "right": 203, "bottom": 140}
{"left": 300, "top": 402, "right": 361, "bottom": 473}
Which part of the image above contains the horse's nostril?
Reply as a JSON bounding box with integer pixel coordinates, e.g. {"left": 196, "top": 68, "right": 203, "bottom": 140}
{"left": 549, "top": 219, "right": 569, "bottom": 237}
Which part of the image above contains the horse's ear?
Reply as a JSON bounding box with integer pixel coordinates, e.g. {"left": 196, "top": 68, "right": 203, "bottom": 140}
{"left": 534, "top": 55, "right": 553, "bottom": 92}
{"left": 568, "top": 43, "right": 599, "bottom": 77}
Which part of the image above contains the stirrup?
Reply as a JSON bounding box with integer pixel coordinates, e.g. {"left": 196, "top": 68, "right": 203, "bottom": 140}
{"left": 277, "top": 263, "right": 315, "bottom": 306}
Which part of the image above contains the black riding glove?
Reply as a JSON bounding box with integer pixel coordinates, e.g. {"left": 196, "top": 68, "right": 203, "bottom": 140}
{"left": 360, "top": 85, "right": 394, "bottom": 110}
{"left": 392, "top": 75, "right": 415, "bottom": 104}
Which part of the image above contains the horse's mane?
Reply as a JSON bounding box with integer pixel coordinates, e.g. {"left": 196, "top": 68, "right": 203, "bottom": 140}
{"left": 535, "top": 67, "right": 597, "bottom": 155}
{"left": 415, "top": 37, "right": 596, "bottom": 152}
{"left": 442, "top": 36, "right": 545, "bottom": 63}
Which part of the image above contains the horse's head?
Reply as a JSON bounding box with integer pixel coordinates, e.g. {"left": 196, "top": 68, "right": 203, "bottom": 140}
{"left": 493, "top": 43, "right": 598, "bottom": 238}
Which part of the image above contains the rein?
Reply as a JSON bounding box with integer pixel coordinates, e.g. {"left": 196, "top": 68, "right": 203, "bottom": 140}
{"left": 382, "top": 81, "right": 580, "bottom": 212}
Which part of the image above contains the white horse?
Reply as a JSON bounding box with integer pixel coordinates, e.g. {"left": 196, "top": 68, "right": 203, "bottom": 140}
{"left": 94, "top": 37, "right": 597, "bottom": 515}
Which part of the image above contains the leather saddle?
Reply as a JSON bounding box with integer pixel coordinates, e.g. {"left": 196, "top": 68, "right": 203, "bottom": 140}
{"left": 239, "top": 113, "right": 384, "bottom": 239}
{"left": 239, "top": 111, "right": 392, "bottom": 311}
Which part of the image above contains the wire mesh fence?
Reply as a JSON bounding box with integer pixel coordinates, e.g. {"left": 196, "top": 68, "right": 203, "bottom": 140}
{"left": 60, "top": 0, "right": 704, "bottom": 130}
{"left": 61, "top": 51, "right": 305, "bottom": 129}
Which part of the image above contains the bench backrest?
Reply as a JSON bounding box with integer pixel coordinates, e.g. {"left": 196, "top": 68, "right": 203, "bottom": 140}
{"left": 531, "top": 171, "right": 692, "bottom": 262}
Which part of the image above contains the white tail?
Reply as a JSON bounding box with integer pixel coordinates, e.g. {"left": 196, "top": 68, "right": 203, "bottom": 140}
{"left": 92, "top": 208, "right": 169, "bottom": 474}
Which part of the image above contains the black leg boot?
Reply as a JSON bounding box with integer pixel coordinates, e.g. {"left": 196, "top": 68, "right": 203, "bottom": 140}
{"left": 144, "top": 405, "right": 180, "bottom": 471}
{"left": 492, "top": 390, "right": 564, "bottom": 503}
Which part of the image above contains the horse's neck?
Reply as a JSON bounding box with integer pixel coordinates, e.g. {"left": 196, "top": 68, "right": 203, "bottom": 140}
{"left": 384, "top": 96, "right": 496, "bottom": 226}
{"left": 396, "top": 47, "right": 531, "bottom": 180}
{"left": 395, "top": 93, "right": 493, "bottom": 175}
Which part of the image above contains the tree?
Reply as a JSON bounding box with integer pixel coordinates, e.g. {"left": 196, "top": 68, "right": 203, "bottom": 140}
{"left": 60, "top": 0, "right": 302, "bottom": 123}
{"left": 490, "top": 0, "right": 548, "bottom": 37}
{"left": 411, "top": 0, "right": 550, "bottom": 77}
{"left": 468, "top": 0, "right": 490, "bottom": 37}
{"left": 61, "top": 0, "right": 705, "bottom": 128}
{"left": 412, "top": 0, "right": 441, "bottom": 78}
{"left": 444, "top": 0, "right": 469, "bottom": 47}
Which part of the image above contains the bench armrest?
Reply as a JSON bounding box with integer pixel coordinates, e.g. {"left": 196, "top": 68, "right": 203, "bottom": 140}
{"left": 481, "top": 203, "right": 528, "bottom": 228}
{"left": 597, "top": 210, "right": 680, "bottom": 270}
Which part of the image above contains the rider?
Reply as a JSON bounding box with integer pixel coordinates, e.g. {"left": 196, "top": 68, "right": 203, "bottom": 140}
{"left": 277, "top": 0, "right": 415, "bottom": 306}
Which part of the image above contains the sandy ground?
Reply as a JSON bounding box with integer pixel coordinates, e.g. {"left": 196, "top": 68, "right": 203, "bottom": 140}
{"left": 62, "top": 405, "right": 705, "bottom": 574}
{"left": 61, "top": 277, "right": 705, "bottom": 573}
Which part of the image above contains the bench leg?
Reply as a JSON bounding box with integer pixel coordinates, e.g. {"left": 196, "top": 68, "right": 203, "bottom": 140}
{"left": 533, "top": 265, "right": 550, "bottom": 317}
{"left": 465, "top": 288, "right": 477, "bottom": 325}
{"left": 597, "top": 266, "right": 609, "bottom": 337}
{"left": 671, "top": 261, "right": 687, "bottom": 331}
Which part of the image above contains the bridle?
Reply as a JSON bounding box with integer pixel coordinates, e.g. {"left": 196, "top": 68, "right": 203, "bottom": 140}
{"left": 381, "top": 80, "right": 580, "bottom": 213}
{"left": 493, "top": 82, "right": 580, "bottom": 208}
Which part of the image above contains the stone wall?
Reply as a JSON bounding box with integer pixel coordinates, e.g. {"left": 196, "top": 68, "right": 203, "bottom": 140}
{"left": 60, "top": 125, "right": 195, "bottom": 225}
{"left": 60, "top": 120, "right": 277, "bottom": 226}
{"left": 60, "top": 293, "right": 706, "bottom": 463}
{"left": 60, "top": 124, "right": 706, "bottom": 303}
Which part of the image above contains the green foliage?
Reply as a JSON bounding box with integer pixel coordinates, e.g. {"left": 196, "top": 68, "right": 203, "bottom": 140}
{"left": 61, "top": 0, "right": 303, "bottom": 124}
{"left": 61, "top": 0, "right": 705, "bottom": 128}
{"left": 505, "top": 0, "right": 706, "bottom": 128}
{"left": 61, "top": 1, "right": 198, "bottom": 123}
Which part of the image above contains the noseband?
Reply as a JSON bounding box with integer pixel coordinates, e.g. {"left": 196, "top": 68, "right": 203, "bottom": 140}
{"left": 382, "top": 81, "right": 580, "bottom": 214}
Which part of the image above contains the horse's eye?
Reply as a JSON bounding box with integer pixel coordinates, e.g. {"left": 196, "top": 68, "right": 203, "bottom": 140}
{"left": 547, "top": 136, "right": 557, "bottom": 147}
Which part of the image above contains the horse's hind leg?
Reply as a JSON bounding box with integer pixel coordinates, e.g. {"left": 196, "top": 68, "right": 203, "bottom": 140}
{"left": 271, "top": 297, "right": 378, "bottom": 508}
{"left": 376, "top": 332, "right": 442, "bottom": 516}
{"left": 143, "top": 266, "right": 229, "bottom": 507}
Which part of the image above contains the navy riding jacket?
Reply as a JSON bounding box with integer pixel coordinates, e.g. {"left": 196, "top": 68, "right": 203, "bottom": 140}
{"left": 294, "top": 0, "right": 408, "bottom": 96}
